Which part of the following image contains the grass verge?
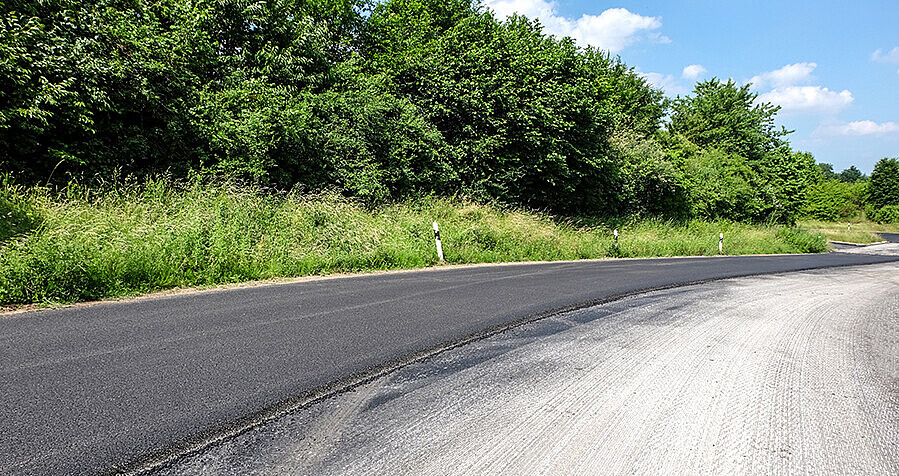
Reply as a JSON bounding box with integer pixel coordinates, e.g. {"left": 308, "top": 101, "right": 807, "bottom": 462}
{"left": 1, "top": 178, "right": 827, "bottom": 307}
{"left": 798, "top": 219, "right": 899, "bottom": 244}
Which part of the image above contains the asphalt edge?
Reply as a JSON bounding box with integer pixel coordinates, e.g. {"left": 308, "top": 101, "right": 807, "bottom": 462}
{"left": 2, "top": 251, "right": 832, "bottom": 318}
{"left": 119, "top": 255, "right": 899, "bottom": 476}
{"left": 830, "top": 240, "right": 887, "bottom": 246}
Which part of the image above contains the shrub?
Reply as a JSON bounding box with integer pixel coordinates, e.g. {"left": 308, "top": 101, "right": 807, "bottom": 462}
{"left": 866, "top": 204, "right": 899, "bottom": 224}
{"left": 803, "top": 180, "right": 866, "bottom": 221}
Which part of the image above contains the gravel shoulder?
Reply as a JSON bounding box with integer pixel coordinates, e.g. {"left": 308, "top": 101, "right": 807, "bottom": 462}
{"left": 160, "top": 262, "right": 899, "bottom": 475}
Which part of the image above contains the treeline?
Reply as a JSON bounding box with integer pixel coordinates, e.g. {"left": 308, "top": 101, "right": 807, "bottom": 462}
{"left": 2, "top": 0, "right": 897, "bottom": 222}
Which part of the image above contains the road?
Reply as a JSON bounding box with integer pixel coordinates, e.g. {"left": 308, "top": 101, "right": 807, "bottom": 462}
{"left": 159, "top": 263, "right": 899, "bottom": 475}
{"left": 1, "top": 251, "right": 898, "bottom": 474}
{"left": 878, "top": 231, "right": 899, "bottom": 243}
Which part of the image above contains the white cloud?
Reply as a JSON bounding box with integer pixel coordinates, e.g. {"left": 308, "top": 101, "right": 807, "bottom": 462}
{"left": 682, "top": 64, "right": 706, "bottom": 79}
{"left": 568, "top": 8, "right": 667, "bottom": 52}
{"left": 758, "top": 86, "right": 852, "bottom": 114}
{"left": 871, "top": 47, "right": 899, "bottom": 63}
{"left": 639, "top": 71, "right": 690, "bottom": 96}
{"left": 815, "top": 120, "right": 899, "bottom": 137}
{"left": 486, "top": 0, "right": 554, "bottom": 20}
{"left": 748, "top": 62, "right": 817, "bottom": 89}
{"left": 484, "top": 1, "right": 666, "bottom": 52}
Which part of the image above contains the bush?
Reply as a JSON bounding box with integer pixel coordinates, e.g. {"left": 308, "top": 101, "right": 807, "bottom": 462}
{"left": 0, "top": 175, "right": 43, "bottom": 241}
{"left": 803, "top": 180, "right": 866, "bottom": 221}
{"left": 678, "top": 146, "right": 775, "bottom": 222}
{"left": 866, "top": 204, "right": 899, "bottom": 224}
{"left": 613, "top": 133, "right": 689, "bottom": 218}
{"left": 775, "top": 227, "right": 828, "bottom": 253}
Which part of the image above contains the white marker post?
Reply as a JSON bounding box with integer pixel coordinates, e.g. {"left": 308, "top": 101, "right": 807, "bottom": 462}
{"left": 433, "top": 221, "right": 444, "bottom": 262}
{"left": 719, "top": 233, "right": 724, "bottom": 254}
{"left": 848, "top": 222, "right": 851, "bottom": 231}
{"left": 613, "top": 229, "right": 619, "bottom": 249}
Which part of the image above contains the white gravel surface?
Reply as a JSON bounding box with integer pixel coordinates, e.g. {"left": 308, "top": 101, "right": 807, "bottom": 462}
{"left": 159, "top": 261, "right": 899, "bottom": 475}
{"left": 837, "top": 241, "right": 899, "bottom": 256}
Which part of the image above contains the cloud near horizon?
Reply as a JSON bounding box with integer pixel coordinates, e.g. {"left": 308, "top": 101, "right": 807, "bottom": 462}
{"left": 484, "top": 0, "right": 667, "bottom": 52}
{"left": 815, "top": 120, "right": 899, "bottom": 137}
{"left": 748, "top": 62, "right": 816, "bottom": 89}
{"left": 758, "top": 86, "right": 853, "bottom": 115}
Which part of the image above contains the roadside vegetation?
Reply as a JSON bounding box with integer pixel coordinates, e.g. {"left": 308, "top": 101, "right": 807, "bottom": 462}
{"left": 0, "top": 178, "right": 826, "bottom": 306}
{"left": 799, "top": 219, "right": 899, "bottom": 244}
{"left": 1, "top": 0, "right": 896, "bottom": 307}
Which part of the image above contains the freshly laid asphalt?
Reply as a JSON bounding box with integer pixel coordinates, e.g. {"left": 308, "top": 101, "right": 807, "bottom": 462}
{"left": 878, "top": 231, "right": 899, "bottom": 242}
{"left": 1, "top": 252, "right": 898, "bottom": 475}
{"left": 160, "top": 263, "right": 899, "bottom": 475}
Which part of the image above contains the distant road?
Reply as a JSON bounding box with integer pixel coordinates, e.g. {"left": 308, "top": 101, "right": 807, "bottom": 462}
{"left": 1, "top": 251, "right": 898, "bottom": 474}
{"left": 878, "top": 232, "right": 899, "bottom": 242}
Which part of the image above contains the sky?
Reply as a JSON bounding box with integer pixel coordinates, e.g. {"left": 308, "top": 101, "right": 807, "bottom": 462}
{"left": 482, "top": 0, "right": 899, "bottom": 174}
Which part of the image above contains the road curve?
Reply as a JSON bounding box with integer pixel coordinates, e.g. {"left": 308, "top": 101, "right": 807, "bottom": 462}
{"left": 160, "top": 263, "right": 899, "bottom": 475}
{"left": 1, "top": 251, "right": 897, "bottom": 474}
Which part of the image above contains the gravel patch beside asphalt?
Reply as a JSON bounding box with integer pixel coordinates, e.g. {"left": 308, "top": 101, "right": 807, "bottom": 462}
{"left": 159, "top": 263, "right": 899, "bottom": 475}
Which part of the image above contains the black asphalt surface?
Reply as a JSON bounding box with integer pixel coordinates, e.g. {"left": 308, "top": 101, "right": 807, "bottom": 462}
{"left": 2, "top": 252, "right": 898, "bottom": 475}
{"left": 878, "top": 232, "right": 899, "bottom": 242}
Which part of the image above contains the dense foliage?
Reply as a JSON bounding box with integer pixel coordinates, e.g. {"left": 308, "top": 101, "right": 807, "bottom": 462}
{"left": 802, "top": 180, "right": 867, "bottom": 221}
{"left": 866, "top": 158, "right": 899, "bottom": 223}
{"left": 1, "top": 0, "right": 896, "bottom": 223}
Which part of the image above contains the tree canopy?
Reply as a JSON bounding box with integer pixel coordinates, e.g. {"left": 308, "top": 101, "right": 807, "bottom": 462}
{"left": 1, "top": 0, "right": 892, "bottom": 222}
{"left": 868, "top": 158, "right": 899, "bottom": 208}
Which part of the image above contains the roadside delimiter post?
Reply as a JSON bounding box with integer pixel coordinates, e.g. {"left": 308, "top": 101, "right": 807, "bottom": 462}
{"left": 719, "top": 232, "right": 724, "bottom": 254}
{"left": 433, "top": 221, "right": 444, "bottom": 262}
{"left": 614, "top": 229, "right": 619, "bottom": 249}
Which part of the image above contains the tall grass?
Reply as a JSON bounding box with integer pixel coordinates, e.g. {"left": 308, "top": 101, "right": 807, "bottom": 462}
{"left": 0, "top": 178, "right": 827, "bottom": 306}
{"left": 799, "top": 219, "right": 899, "bottom": 244}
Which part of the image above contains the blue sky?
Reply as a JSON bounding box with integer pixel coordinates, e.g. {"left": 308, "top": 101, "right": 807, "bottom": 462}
{"left": 483, "top": 0, "right": 899, "bottom": 174}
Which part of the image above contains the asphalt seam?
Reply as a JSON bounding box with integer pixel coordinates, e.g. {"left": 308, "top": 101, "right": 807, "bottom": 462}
{"left": 0, "top": 250, "right": 852, "bottom": 318}
{"left": 123, "top": 256, "right": 899, "bottom": 475}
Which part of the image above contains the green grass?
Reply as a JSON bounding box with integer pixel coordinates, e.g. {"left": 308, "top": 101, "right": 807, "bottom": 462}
{"left": 798, "top": 219, "right": 899, "bottom": 244}
{"left": 0, "top": 178, "right": 827, "bottom": 307}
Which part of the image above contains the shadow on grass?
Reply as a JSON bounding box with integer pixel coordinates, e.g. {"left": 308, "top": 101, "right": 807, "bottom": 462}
{"left": 0, "top": 194, "right": 41, "bottom": 242}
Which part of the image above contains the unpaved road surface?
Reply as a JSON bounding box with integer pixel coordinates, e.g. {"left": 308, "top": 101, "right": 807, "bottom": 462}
{"left": 160, "top": 262, "right": 899, "bottom": 475}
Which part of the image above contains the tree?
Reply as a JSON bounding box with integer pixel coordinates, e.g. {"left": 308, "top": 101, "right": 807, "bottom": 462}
{"left": 1, "top": 0, "right": 836, "bottom": 223}
{"left": 817, "top": 163, "right": 837, "bottom": 181}
{"left": 360, "top": 1, "right": 666, "bottom": 214}
{"left": 668, "top": 79, "right": 791, "bottom": 165}
{"left": 666, "top": 79, "right": 815, "bottom": 223}
{"left": 837, "top": 165, "right": 865, "bottom": 183}
{"left": 868, "top": 158, "right": 899, "bottom": 208}
{"left": 764, "top": 149, "right": 822, "bottom": 222}
{"left": 0, "top": 0, "right": 367, "bottom": 183}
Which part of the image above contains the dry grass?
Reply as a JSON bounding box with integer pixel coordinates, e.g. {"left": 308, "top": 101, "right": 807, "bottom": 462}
{"left": 799, "top": 219, "right": 899, "bottom": 244}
